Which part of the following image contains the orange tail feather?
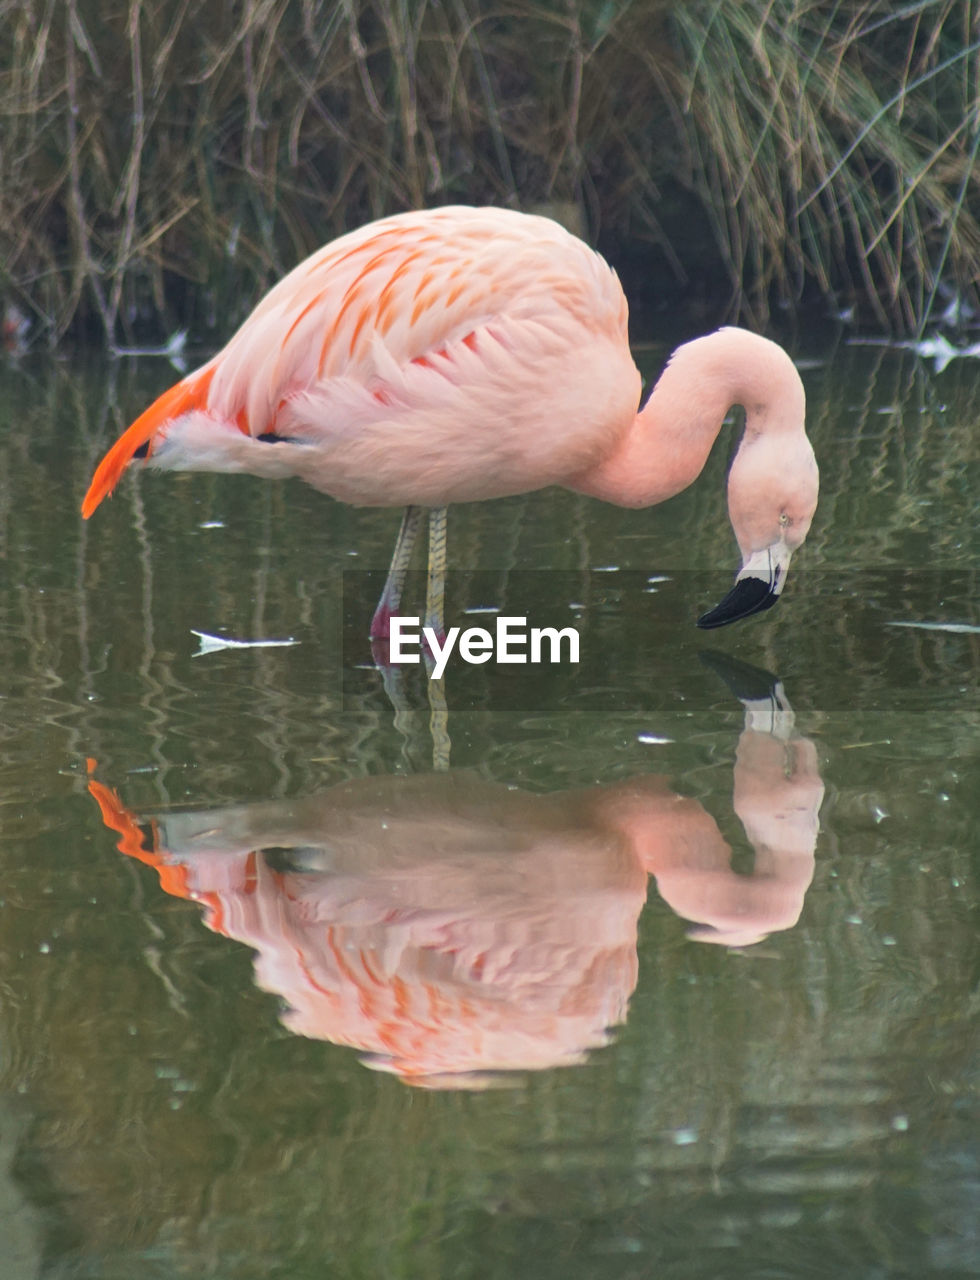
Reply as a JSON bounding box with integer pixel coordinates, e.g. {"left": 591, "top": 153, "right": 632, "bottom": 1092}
{"left": 87, "top": 778, "right": 193, "bottom": 902}
{"left": 81, "top": 366, "right": 215, "bottom": 518}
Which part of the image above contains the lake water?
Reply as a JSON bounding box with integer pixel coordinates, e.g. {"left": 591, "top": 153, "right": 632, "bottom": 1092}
{"left": 0, "top": 334, "right": 976, "bottom": 1278}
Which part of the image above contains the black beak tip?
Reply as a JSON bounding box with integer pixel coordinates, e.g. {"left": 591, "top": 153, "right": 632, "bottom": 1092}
{"left": 696, "top": 577, "right": 779, "bottom": 629}
{"left": 697, "top": 649, "right": 780, "bottom": 701}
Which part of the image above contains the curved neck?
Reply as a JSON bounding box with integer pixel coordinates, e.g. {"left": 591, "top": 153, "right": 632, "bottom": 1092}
{"left": 567, "top": 329, "right": 806, "bottom": 510}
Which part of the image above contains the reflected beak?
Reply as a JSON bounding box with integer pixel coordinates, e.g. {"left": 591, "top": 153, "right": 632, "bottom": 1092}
{"left": 696, "top": 538, "right": 792, "bottom": 630}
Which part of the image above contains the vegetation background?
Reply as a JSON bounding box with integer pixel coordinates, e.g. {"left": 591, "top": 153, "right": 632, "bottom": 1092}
{"left": 1, "top": 0, "right": 978, "bottom": 347}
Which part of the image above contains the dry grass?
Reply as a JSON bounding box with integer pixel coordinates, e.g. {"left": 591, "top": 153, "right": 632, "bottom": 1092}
{"left": 0, "top": 0, "right": 977, "bottom": 343}
{"left": 665, "top": 0, "right": 980, "bottom": 331}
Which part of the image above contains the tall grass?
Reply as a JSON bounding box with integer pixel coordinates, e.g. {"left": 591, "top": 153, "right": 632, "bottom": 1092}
{"left": 666, "top": 0, "right": 980, "bottom": 331}
{"left": 0, "top": 0, "right": 977, "bottom": 344}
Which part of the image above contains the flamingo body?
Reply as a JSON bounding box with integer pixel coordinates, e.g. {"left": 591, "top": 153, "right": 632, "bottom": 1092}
{"left": 82, "top": 205, "right": 818, "bottom": 630}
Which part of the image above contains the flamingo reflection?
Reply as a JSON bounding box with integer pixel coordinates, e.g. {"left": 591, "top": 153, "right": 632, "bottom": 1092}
{"left": 89, "top": 675, "right": 822, "bottom": 1086}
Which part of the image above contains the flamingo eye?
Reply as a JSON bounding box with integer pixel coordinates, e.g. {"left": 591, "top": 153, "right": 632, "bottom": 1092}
{"left": 779, "top": 512, "right": 790, "bottom": 527}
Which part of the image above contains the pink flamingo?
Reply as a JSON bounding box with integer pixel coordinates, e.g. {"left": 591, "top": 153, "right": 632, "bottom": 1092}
{"left": 82, "top": 206, "right": 818, "bottom": 632}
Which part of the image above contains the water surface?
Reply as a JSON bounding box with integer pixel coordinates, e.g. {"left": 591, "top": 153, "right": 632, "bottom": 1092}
{"left": 0, "top": 336, "right": 976, "bottom": 1278}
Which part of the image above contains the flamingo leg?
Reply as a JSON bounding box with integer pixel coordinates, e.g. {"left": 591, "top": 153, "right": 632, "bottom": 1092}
{"left": 424, "top": 505, "right": 448, "bottom": 639}
{"left": 424, "top": 505, "right": 451, "bottom": 769}
{"left": 370, "top": 503, "right": 452, "bottom": 768}
{"left": 370, "top": 505, "right": 424, "bottom": 639}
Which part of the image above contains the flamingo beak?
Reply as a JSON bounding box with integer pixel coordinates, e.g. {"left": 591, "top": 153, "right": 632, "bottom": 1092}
{"left": 696, "top": 538, "right": 792, "bottom": 629}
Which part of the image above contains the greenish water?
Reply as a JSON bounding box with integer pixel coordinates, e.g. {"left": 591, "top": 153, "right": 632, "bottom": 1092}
{"left": 0, "top": 336, "right": 976, "bottom": 1278}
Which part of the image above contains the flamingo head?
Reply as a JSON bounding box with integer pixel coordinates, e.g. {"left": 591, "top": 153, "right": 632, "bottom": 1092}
{"left": 697, "top": 426, "right": 818, "bottom": 630}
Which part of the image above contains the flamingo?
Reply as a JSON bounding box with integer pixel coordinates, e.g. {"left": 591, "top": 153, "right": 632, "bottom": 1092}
{"left": 81, "top": 206, "right": 818, "bottom": 633}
